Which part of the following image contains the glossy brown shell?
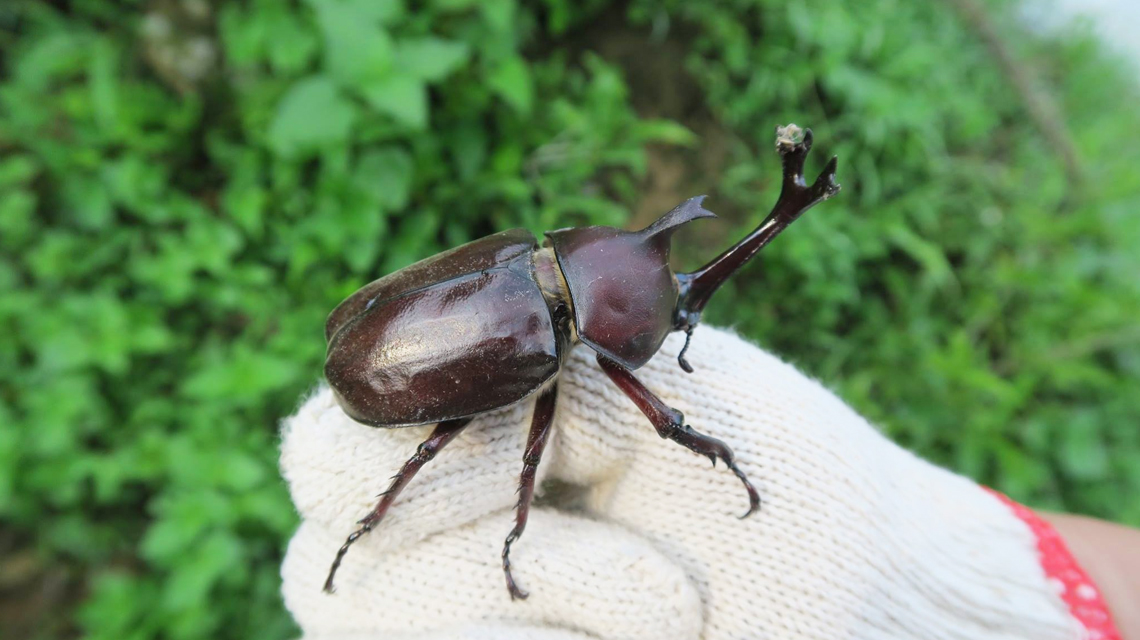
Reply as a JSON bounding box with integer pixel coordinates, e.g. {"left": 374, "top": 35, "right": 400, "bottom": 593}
{"left": 326, "top": 229, "right": 537, "bottom": 342}
{"left": 545, "top": 196, "right": 715, "bottom": 369}
{"left": 325, "top": 232, "right": 561, "bottom": 428}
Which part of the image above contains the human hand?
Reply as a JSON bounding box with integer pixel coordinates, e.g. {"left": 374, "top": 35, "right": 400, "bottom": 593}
{"left": 281, "top": 326, "right": 1093, "bottom": 639}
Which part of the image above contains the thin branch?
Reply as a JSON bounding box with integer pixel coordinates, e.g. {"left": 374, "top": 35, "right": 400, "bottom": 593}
{"left": 945, "top": 0, "right": 1084, "bottom": 188}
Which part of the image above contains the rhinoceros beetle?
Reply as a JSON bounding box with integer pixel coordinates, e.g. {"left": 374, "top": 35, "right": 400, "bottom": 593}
{"left": 321, "top": 124, "right": 840, "bottom": 599}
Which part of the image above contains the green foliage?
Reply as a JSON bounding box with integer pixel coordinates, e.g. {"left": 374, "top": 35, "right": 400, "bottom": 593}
{"left": 0, "top": 0, "right": 1137, "bottom": 637}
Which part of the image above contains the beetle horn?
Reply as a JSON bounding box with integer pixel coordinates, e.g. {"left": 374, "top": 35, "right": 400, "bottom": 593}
{"left": 673, "top": 124, "right": 840, "bottom": 353}
{"left": 640, "top": 195, "right": 717, "bottom": 238}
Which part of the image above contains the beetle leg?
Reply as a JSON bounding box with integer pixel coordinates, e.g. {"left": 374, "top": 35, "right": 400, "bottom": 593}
{"left": 596, "top": 354, "right": 760, "bottom": 518}
{"left": 322, "top": 417, "right": 471, "bottom": 594}
{"left": 502, "top": 383, "right": 558, "bottom": 601}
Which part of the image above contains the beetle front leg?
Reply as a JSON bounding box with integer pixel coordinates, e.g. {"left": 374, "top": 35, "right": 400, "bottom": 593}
{"left": 595, "top": 354, "right": 760, "bottom": 518}
{"left": 323, "top": 417, "right": 471, "bottom": 594}
{"left": 502, "top": 383, "right": 558, "bottom": 600}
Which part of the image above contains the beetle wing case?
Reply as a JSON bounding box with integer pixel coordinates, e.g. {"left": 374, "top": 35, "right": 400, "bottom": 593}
{"left": 325, "top": 229, "right": 537, "bottom": 342}
{"left": 325, "top": 230, "right": 561, "bottom": 428}
{"left": 546, "top": 196, "right": 715, "bottom": 370}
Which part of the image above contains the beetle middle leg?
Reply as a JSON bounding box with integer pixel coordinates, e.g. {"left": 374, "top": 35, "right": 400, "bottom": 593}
{"left": 323, "top": 417, "right": 471, "bottom": 594}
{"left": 596, "top": 354, "right": 760, "bottom": 518}
{"left": 502, "top": 383, "right": 558, "bottom": 600}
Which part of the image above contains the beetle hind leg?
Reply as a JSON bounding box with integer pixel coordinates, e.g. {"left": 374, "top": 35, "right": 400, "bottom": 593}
{"left": 595, "top": 354, "right": 760, "bottom": 518}
{"left": 322, "top": 417, "right": 471, "bottom": 594}
{"left": 502, "top": 383, "right": 558, "bottom": 600}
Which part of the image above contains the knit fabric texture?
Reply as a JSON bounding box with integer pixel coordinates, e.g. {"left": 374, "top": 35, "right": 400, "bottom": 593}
{"left": 280, "top": 326, "right": 1083, "bottom": 640}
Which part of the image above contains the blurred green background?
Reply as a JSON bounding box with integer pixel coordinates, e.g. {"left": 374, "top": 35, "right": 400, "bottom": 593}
{"left": 2, "top": 0, "right": 1138, "bottom": 637}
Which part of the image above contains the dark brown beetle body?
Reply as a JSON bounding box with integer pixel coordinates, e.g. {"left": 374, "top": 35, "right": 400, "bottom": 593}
{"left": 325, "top": 201, "right": 714, "bottom": 427}
{"left": 321, "top": 125, "right": 841, "bottom": 600}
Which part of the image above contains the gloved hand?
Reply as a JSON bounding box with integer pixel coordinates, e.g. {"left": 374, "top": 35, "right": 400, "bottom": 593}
{"left": 280, "top": 326, "right": 1087, "bottom": 640}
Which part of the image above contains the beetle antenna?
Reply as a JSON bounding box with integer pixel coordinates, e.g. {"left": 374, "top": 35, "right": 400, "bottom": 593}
{"left": 677, "top": 326, "right": 695, "bottom": 373}
{"left": 674, "top": 124, "right": 840, "bottom": 341}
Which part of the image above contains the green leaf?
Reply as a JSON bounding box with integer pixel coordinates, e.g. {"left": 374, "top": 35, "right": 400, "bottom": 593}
{"left": 480, "top": 0, "right": 517, "bottom": 33}
{"left": 429, "top": 0, "right": 481, "bottom": 12}
{"left": 61, "top": 176, "right": 114, "bottom": 230}
{"left": 162, "top": 532, "right": 242, "bottom": 610}
{"left": 0, "top": 155, "right": 38, "bottom": 186}
{"left": 264, "top": 9, "right": 319, "bottom": 74}
{"left": 183, "top": 349, "right": 302, "bottom": 405}
{"left": 884, "top": 222, "right": 954, "bottom": 289}
{"left": 357, "top": 146, "right": 414, "bottom": 209}
{"left": 487, "top": 56, "right": 533, "bottom": 114}
{"left": 268, "top": 76, "right": 358, "bottom": 158}
{"left": 78, "top": 573, "right": 154, "bottom": 637}
{"left": 0, "top": 190, "right": 37, "bottom": 246}
{"left": 307, "top": 0, "right": 395, "bottom": 83}
{"left": 218, "top": 5, "right": 264, "bottom": 66}
{"left": 394, "top": 37, "right": 470, "bottom": 82}
{"left": 213, "top": 452, "right": 267, "bottom": 491}
{"left": 1060, "top": 412, "right": 1110, "bottom": 480}
{"left": 15, "top": 32, "right": 87, "bottom": 89}
{"left": 0, "top": 419, "right": 17, "bottom": 512}
{"left": 360, "top": 75, "right": 428, "bottom": 128}
{"left": 306, "top": 0, "right": 403, "bottom": 24}
{"left": 222, "top": 183, "right": 267, "bottom": 236}
{"left": 382, "top": 210, "right": 440, "bottom": 273}
{"left": 449, "top": 124, "right": 487, "bottom": 180}
{"left": 89, "top": 40, "right": 121, "bottom": 134}
{"left": 632, "top": 119, "right": 697, "bottom": 146}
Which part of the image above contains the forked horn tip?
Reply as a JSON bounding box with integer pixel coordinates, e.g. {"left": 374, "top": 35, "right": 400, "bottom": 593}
{"left": 818, "top": 156, "right": 841, "bottom": 195}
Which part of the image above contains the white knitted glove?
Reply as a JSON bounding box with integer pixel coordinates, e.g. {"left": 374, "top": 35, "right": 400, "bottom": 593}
{"left": 280, "top": 326, "right": 1085, "bottom": 640}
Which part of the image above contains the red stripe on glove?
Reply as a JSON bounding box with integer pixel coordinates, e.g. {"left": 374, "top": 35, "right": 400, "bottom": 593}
{"left": 987, "top": 489, "right": 1122, "bottom": 640}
